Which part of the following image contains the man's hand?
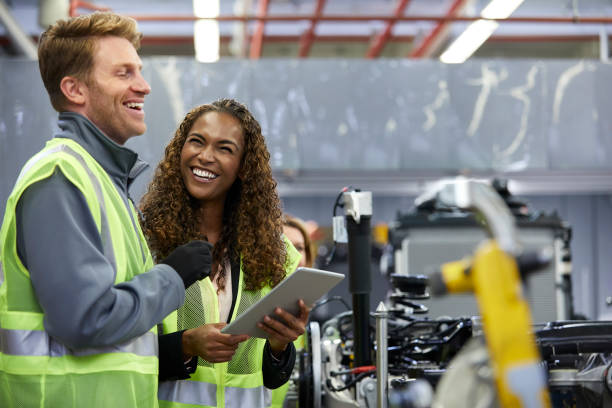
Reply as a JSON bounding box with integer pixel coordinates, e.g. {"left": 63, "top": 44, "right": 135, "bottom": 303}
{"left": 161, "top": 240, "right": 213, "bottom": 288}
{"left": 257, "top": 299, "right": 310, "bottom": 356}
{"left": 182, "top": 323, "right": 249, "bottom": 363}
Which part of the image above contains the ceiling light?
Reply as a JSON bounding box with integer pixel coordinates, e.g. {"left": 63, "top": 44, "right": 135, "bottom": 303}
{"left": 193, "top": 0, "right": 220, "bottom": 63}
{"left": 439, "top": 0, "right": 525, "bottom": 64}
{"left": 193, "top": 0, "right": 219, "bottom": 19}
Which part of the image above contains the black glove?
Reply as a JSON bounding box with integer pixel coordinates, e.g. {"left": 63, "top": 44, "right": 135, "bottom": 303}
{"left": 161, "top": 240, "right": 213, "bottom": 288}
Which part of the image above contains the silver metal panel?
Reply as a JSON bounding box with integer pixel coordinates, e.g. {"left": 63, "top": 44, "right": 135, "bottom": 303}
{"left": 402, "top": 227, "right": 558, "bottom": 323}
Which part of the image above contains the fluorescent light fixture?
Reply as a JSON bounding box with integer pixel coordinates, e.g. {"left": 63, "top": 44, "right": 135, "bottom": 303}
{"left": 439, "top": 0, "right": 525, "bottom": 64}
{"left": 440, "top": 20, "right": 498, "bottom": 63}
{"left": 193, "top": 0, "right": 220, "bottom": 63}
{"left": 481, "top": 0, "right": 525, "bottom": 19}
{"left": 194, "top": 0, "right": 219, "bottom": 18}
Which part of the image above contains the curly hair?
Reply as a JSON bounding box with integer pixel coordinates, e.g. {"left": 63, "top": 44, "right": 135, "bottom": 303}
{"left": 140, "top": 99, "right": 287, "bottom": 291}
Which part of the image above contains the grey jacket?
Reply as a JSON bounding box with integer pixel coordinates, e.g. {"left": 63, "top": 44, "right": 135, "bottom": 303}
{"left": 15, "top": 112, "right": 185, "bottom": 348}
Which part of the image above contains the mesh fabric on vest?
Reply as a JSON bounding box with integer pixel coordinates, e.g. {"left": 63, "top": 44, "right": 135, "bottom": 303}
{"left": 177, "top": 283, "right": 213, "bottom": 368}
{"left": 227, "top": 289, "right": 266, "bottom": 375}
{"left": 0, "top": 371, "right": 157, "bottom": 408}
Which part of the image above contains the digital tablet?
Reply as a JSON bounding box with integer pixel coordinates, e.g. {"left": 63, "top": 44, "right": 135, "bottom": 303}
{"left": 221, "top": 267, "right": 344, "bottom": 338}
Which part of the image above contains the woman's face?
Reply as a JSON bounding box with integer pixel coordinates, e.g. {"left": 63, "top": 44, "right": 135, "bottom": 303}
{"left": 180, "top": 111, "right": 245, "bottom": 206}
{"left": 283, "top": 225, "right": 307, "bottom": 268}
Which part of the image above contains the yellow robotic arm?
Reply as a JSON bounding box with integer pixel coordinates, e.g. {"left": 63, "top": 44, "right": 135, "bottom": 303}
{"left": 423, "top": 179, "right": 551, "bottom": 408}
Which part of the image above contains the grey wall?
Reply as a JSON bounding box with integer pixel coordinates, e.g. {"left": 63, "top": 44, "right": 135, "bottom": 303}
{"left": 1, "top": 57, "right": 611, "bottom": 319}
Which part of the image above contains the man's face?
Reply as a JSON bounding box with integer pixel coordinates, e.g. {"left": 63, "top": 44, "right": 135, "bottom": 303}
{"left": 82, "top": 36, "right": 151, "bottom": 145}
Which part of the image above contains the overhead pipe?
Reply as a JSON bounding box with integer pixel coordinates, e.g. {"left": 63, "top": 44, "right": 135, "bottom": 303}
{"left": 69, "top": 0, "right": 109, "bottom": 17}
{"left": 409, "top": 0, "right": 469, "bottom": 58}
{"left": 298, "top": 0, "right": 326, "bottom": 58}
{"left": 248, "top": 0, "right": 269, "bottom": 59}
{"left": 113, "top": 14, "right": 612, "bottom": 24}
{"left": 0, "top": 0, "right": 37, "bottom": 59}
{"left": 365, "top": 0, "right": 411, "bottom": 59}
{"left": 130, "top": 33, "right": 608, "bottom": 49}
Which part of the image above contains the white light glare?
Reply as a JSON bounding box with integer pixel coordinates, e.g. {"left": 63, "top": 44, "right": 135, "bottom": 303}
{"left": 481, "top": 0, "right": 525, "bottom": 19}
{"left": 193, "top": 0, "right": 220, "bottom": 63}
{"left": 194, "top": 20, "right": 220, "bottom": 63}
{"left": 193, "top": 0, "right": 219, "bottom": 18}
{"left": 439, "top": 0, "right": 525, "bottom": 64}
{"left": 440, "top": 20, "right": 498, "bottom": 64}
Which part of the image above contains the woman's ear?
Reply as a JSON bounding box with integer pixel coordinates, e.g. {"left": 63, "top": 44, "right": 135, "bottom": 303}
{"left": 60, "top": 76, "right": 87, "bottom": 106}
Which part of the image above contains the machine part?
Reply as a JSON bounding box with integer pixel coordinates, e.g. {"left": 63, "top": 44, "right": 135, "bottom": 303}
{"left": 554, "top": 237, "right": 571, "bottom": 320}
{"left": 389, "top": 178, "right": 571, "bottom": 323}
{"left": 320, "top": 314, "right": 361, "bottom": 407}
{"left": 389, "top": 295, "right": 429, "bottom": 314}
{"left": 375, "top": 302, "right": 389, "bottom": 408}
{"left": 344, "top": 190, "right": 373, "bottom": 367}
{"left": 389, "top": 379, "right": 434, "bottom": 408}
{"left": 432, "top": 336, "right": 500, "bottom": 408}
{"left": 425, "top": 179, "right": 550, "bottom": 407}
{"left": 420, "top": 177, "right": 520, "bottom": 256}
{"left": 342, "top": 191, "right": 372, "bottom": 224}
{"left": 299, "top": 321, "right": 322, "bottom": 408}
{"left": 547, "top": 353, "right": 612, "bottom": 407}
{"left": 360, "top": 377, "right": 378, "bottom": 408}
{"left": 333, "top": 215, "right": 348, "bottom": 243}
{"left": 310, "top": 321, "right": 322, "bottom": 408}
{"left": 389, "top": 274, "right": 429, "bottom": 299}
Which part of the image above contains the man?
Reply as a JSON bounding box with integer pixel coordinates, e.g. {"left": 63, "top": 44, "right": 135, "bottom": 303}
{"left": 0, "top": 12, "right": 211, "bottom": 407}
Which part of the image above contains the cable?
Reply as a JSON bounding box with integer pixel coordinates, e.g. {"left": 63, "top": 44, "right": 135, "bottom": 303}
{"left": 326, "top": 369, "right": 375, "bottom": 392}
{"left": 324, "top": 186, "right": 354, "bottom": 266}
{"left": 312, "top": 296, "right": 351, "bottom": 312}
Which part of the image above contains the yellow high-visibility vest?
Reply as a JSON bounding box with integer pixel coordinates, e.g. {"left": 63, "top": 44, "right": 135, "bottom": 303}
{"left": 159, "top": 241, "right": 300, "bottom": 408}
{"left": 0, "top": 138, "right": 158, "bottom": 407}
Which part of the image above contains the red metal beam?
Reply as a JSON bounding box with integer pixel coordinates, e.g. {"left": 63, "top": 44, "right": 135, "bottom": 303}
{"left": 122, "top": 14, "right": 612, "bottom": 24}
{"left": 70, "top": 0, "right": 110, "bottom": 17}
{"left": 249, "top": 0, "right": 270, "bottom": 59}
{"left": 69, "top": 0, "right": 78, "bottom": 17}
{"left": 409, "top": 0, "right": 468, "bottom": 58}
{"left": 1, "top": 34, "right": 600, "bottom": 49}
{"left": 366, "top": 0, "right": 411, "bottom": 59}
{"left": 298, "top": 0, "right": 327, "bottom": 58}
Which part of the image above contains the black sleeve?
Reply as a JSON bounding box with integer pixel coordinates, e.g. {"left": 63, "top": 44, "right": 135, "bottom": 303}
{"left": 262, "top": 340, "right": 296, "bottom": 389}
{"left": 158, "top": 330, "right": 197, "bottom": 381}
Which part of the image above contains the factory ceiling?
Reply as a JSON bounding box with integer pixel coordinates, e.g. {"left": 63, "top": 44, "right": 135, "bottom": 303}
{"left": 2, "top": 0, "right": 612, "bottom": 59}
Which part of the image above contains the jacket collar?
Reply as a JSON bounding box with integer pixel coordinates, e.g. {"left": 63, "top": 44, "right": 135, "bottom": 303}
{"left": 54, "top": 112, "right": 149, "bottom": 189}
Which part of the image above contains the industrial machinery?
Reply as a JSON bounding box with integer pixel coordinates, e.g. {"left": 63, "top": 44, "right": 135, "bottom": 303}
{"left": 296, "top": 179, "right": 612, "bottom": 408}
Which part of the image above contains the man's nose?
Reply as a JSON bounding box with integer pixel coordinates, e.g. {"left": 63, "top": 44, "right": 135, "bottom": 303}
{"left": 133, "top": 72, "right": 151, "bottom": 95}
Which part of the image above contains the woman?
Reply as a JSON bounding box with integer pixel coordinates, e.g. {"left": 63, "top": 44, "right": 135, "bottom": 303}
{"left": 282, "top": 214, "right": 315, "bottom": 269}
{"left": 140, "top": 99, "right": 309, "bottom": 408}
{"left": 270, "top": 214, "right": 317, "bottom": 408}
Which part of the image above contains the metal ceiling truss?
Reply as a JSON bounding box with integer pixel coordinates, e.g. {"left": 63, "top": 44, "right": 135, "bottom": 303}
{"left": 3, "top": 0, "right": 611, "bottom": 59}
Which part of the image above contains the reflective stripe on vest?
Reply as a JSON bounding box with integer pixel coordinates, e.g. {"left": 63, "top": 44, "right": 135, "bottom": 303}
{"left": 16, "top": 143, "right": 117, "bottom": 272}
{"left": 159, "top": 380, "right": 217, "bottom": 407}
{"left": 159, "top": 241, "right": 301, "bottom": 407}
{"left": 225, "top": 386, "right": 271, "bottom": 408}
{"left": 0, "top": 140, "right": 157, "bottom": 373}
{"left": 0, "top": 327, "right": 157, "bottom": 357}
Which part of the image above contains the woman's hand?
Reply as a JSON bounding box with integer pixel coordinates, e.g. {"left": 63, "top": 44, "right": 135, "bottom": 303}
{"left": 257, "top": 299, "right": 311, "bottom": 356}
{"left": 182, "top": 323, "right": 249, "bottom": 363}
